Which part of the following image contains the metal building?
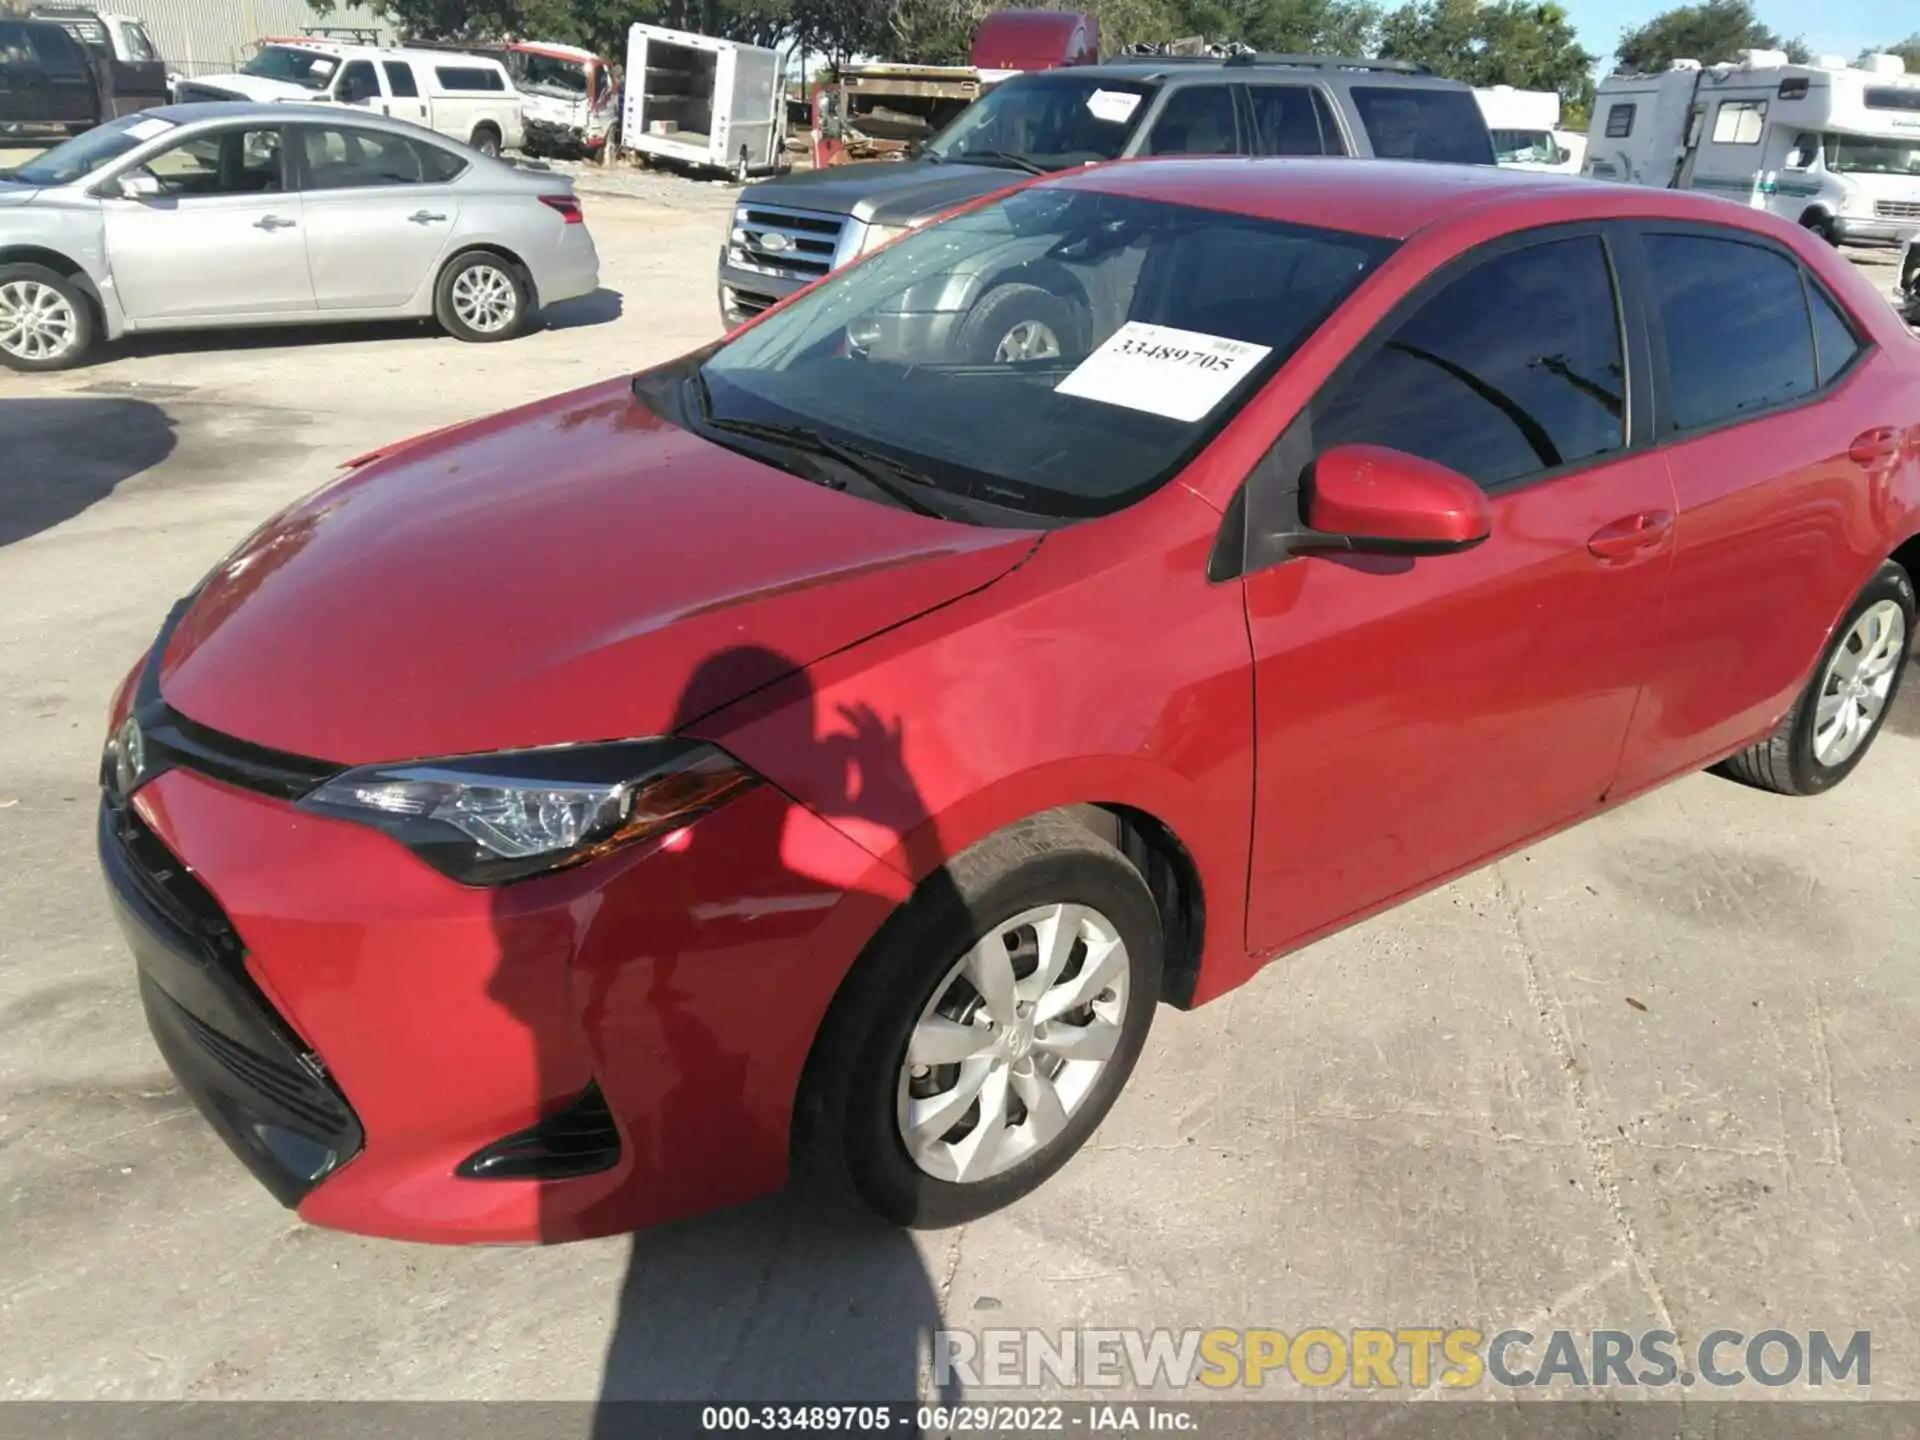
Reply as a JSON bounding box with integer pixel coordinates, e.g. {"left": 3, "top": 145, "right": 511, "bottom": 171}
{"left": 77, "top": 0, "right": 398, "bottom": 77}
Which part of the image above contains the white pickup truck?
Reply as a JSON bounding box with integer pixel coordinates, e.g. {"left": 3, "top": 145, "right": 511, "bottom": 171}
{"left": 174, "top": 41, "right": 525, "bottom": 157}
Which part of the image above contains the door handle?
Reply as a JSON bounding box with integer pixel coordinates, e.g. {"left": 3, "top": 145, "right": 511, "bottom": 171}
{"left": 253, "top": 215, "right": 296, "bottom": 231}
{"left": 1587, "top": 510, "right": 1674, "bottom": 562}
{"left": 1849, "top": 426, "right": 1901, "bottom": 469}
{"left": 408, "top": 210, "right": 448, "bottom": 224}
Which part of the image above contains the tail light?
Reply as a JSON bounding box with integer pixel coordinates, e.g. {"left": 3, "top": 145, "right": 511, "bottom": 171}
{"left": 538, "top": 194, "right": 583, "bottom": 225}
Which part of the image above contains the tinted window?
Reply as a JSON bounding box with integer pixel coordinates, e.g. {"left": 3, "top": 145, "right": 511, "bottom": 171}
{"left": 1351, "top": 86, "right": 1495, "bottom": 164}
{"left": 121, "top": 22, "right": 157, "bottom": 62}
{"left": 1247, "top": 84, "right": 1342, "bottom": 155}
{"left": 436, "top": 65, "right": 506, "bottom": 92}
{"left": 1643, "top": 234, "right": 1816, "bottom": 430}
{"left": 1712, "top": 99, "right": 1765, "bottom": 143}
{"left": 383, "top": 61, "right": 419, "bottom": 97}
{"left": 415, "top": 140, "right": 467, "bottom": 182}
{"left": 1314, "top": 236, "right": 1626, "bottom": 488}
{"left": 1605, "top": 103, "right": 1635, "bottom": 138}
{"left": 1865, "top": 87, "right": 1920, "bottom": 112}
{"left": 298, "top": 125, "right": 427, "bottom": 188}
{"left": 337, "top": 60, "right": 379, "bottom": 103}
{"left": 1146, "top": 84, "right": 1241, "bottom": 155}
{"left": 25, "top": 23, "right": 86, "bottom": 75}
{"left": 1808, "top": 283, "right": 1863, "bottom": 386}
{"left": 141, "top": 128, "right": 284, "bottom": 196}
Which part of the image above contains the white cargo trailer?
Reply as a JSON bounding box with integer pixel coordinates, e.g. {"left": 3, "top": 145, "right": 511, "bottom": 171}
{"left": 622, "top": 23, "right": 788, "bottom": 180}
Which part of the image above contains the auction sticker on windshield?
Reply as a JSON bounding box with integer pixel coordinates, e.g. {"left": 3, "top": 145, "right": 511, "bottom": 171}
{"left": 1086, "top": 89, "right": 1143, "bottom": 125}
{"left": 1055, "top": 322, "right": 1272, "bottom": 423}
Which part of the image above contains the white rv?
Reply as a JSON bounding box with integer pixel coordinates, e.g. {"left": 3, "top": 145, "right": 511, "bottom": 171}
{"left": 1582, "top": 49, "right": 1920, "bottom": 245}
{"left": 622, "top": 23, "right": 788, "bottom": 180}
{"left": 1474, "top": 85, "right": 1582, "bottom": 173}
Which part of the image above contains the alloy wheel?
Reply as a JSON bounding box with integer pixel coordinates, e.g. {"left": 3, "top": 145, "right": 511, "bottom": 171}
{"left": 450, "top": 265, "right": 519, "bottom": 334}
{"left": 1813, "top": 598, "right": 1906, "bottom": 766}
{"left": 991, "top": 320, "right": 1062, "bottom": 364}
{"left": 896, "top": 902, "right": 1130, "bottom": 1184}
{"left": 0, "top": 280, "right": 78, "bottom": 364}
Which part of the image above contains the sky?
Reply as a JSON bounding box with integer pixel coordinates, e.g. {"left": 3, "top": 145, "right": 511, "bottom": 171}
{"left": 1560, "top": 0, "right": 1916, "bottom": 68}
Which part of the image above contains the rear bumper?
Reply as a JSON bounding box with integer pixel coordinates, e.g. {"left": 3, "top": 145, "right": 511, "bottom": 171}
{"left": 532, "top": 230, "right": 600, "bottom": 308}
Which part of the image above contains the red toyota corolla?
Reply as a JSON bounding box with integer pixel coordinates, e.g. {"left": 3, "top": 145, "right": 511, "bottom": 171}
{"left": 99, "top": 160, "right": 1919, "bottom": 1244}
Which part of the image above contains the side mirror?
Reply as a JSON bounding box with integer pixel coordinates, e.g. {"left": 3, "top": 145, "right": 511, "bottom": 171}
{"left": 1300, "top": 443, "right": 1492, "bottom": 557}
{"left": 116, "top": 172, "right": 161, "bottom": 199}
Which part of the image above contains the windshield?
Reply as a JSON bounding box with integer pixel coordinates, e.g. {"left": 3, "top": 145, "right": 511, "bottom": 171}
{"left": 516, "top": 51, "right": 589, "bottom": 98}
{"left": 240, "top": 45, "right": 339, "bottom": 91}
{"left": 697, "top": 186, "right": 1393, "bottom": 519}
{"left": 5, "top": 113, "right": 171, "bottom": 185}
{"left": 1824, "top": 133, "right": 1920, "bottom": 176}
{"left": 1492, "top": 128, "right": 1558, "bottom": 164}
{"left": 923, "top": 75, "right": 1157, "bottom": 171}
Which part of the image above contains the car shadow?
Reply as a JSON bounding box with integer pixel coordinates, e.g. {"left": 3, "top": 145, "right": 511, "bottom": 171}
{"left": 542, "top": 288, "right": 625, "bottom": 330}
{"left": 103, "top": 318, "right": 437, "bottom": 362}
{"left": 0, "top": 397, "right": 177, "bottom": 547}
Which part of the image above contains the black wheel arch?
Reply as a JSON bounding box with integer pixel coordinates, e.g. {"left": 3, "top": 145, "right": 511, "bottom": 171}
{"left": 0, "top": 245, "right": 106, "bottom": 324}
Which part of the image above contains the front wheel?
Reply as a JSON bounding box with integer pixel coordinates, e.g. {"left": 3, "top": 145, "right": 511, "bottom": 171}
{"left": 434, "top": 252, "right": 530, "bottom": 343}
{"left": 796, "top": 816, "right": 1163, "bottom": 1229}
{"left": 954, "top": 283, "right": 1085, "bottom": 365}
{"left": 0, "top": 263, "right": 94, "bottom": 372}
{"left": 1719, "top": 562, "right": 1914, "bottom": 795}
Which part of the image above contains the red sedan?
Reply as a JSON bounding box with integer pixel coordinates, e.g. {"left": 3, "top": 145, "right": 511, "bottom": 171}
{"left": 98, "top": 159, "right": 1919, "bottom": 1244}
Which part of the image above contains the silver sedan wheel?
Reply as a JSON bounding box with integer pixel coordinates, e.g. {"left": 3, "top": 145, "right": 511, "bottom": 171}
{"left": 1813, "top": 599, "right": 1907, "bottom": 766}
{"left": 897, "top": 902, "right": 1130, "bottom": 1184}
{"left": 450, "top": 264, "right": 520, "bottom": 334}
{"left": 0, "top": 280, "right": 79, "bottom": 364}
{"left": 991, "top": 319, "right": 1061, "bottom": 364}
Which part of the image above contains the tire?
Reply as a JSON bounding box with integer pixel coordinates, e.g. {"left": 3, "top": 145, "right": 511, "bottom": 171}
{"left": 470, "top": 125, "right": 502, "bottom": 159}
{"left": 433, "top": 251, "right": 530, "bottom": 343}
{"left": 795, "top": 815, "right": 1163, "bottom": 1229}
{"left": 954, "top": 283, "right": 1086, "bottom": 365}
{"left": 1799, "top": 211, "right": 1840, "bottom": 247}
{"left": 0, "top": 263, "right": 94, "bottom": 373}
{"left": 1719, "top": 561, "right": 1915, "bottom": 796}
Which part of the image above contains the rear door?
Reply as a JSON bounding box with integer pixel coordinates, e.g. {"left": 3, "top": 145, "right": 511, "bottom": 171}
{"left": 1610, "top": 223, "right": 1903, "bottom": 790}
{"left": 382, "top": 61, "right": 430, "bottom": 126}
{"left": 27, "top": 22, "right": 93, "bottom": 125}
{"left": 102, "top": 124, "right": 314, "bottom": 322}
{"left": 1242, "top": 228, "right": 1677, "bottom": 953}
{"left": 724, "top": 43, "right": 780, "bottom": 169}
{"left": 291, "top": 122, "right": 464, "bottom": 309}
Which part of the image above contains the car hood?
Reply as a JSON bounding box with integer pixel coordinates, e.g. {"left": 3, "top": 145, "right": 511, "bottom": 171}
{"left": 743, "top": 161, "right": 1021, "bottom": 226}
{"left": 158, "top": 377, "right": 1038, "bottom": 765}
{"left": 187, "top": 72, "right": 317, "bottom": 102}
{"left": 0, "top": 181, "right": 42, "bottom": 205}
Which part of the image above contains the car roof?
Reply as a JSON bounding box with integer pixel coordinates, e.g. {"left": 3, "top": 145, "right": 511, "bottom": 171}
{"left": 1047, "top": 155, "right": 1812, "bottom": 241}
{"left": 126, "top": 102, "right": 486, "bottom": 150}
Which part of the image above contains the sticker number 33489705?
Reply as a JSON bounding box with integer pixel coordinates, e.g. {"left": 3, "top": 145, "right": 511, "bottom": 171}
{"left": 1054, "top": 321, "right": 1272, "bottom": 424}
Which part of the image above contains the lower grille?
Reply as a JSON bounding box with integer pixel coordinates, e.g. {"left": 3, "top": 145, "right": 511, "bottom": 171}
{"left": 729, "top": 203, "right": 846, "bottom": 283}
{"left": 175, "top": 1005, "right": 349, "bottom": 1136}
{"left": 726, "top": 284, "right": 778, "bottom": 320}
{"left": 457, "top": 1083, "right": 622, "bottom": 1180}
{"left": 1875, "top": 200, "right": 1920, "bottom": 221}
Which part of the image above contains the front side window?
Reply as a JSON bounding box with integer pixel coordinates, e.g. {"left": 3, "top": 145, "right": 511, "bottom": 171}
{"left": 120, "top": 22, "right": 158, "bottom": 62}
{"left": 1351, "top": 85, "right": 1496, "bottom": 164}
{"left": 694, "top": 186, "right": 1393, "bottom": 518}
{"left": 139, "top": 127, "right": 285, "bottom": 196}
{"left": 1145, "top": 84, "right": 1242, "bottom": 155}
{"left": 1711, "top": 100, "right": 1766, "bottom": 144}
{"left": 922, "top": 74, "right": 1156, "bottom": 171}
{"left": 336, "top": 60, "right": 380, "bottom": 104}
{"left": 25, "top": 24, "right": 86, "bottom": 75}
{"left": 297, "top": 126, "right": 427, "bottom": 189}
{"left": 240, "top": 45, "right": 338, "bottom": 92}
{"left": 519, "top": 52, "right": 588, "bottom": 97}
{"left": 1643, "top": 232, "right": 1817, "bottom": 430}
{"left": 1313, "top": 236, "right": 1626, "bottom": 489}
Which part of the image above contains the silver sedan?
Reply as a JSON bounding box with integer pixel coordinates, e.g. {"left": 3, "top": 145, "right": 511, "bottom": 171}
{"left": 0, "top": 103, "right": 600, "bottom": 371}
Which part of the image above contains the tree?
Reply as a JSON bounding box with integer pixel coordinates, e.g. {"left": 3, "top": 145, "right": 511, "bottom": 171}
{"left": 1614, "top": 0, "right": 1808, "bottom": 74}
{"left": 1861, "top": 36, "right": 1920, "bottom": 70}
{"left": 1377, "top": 0, "right": 1594, "bottom": 111}
{"left": 309, "top": 0, "right": 792, "bottom": 56}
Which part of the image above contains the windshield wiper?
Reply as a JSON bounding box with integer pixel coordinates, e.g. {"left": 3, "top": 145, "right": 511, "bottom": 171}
{"left": 953, "top": 149, "right": 1048, "bottom": 175}
{"left": 684, "top": 371, "right": 949, "bottom": 519}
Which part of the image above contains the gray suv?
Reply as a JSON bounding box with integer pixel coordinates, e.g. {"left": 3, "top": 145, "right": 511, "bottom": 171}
{"left": 718, "top": 54, "right": 1496, "bottom": 329}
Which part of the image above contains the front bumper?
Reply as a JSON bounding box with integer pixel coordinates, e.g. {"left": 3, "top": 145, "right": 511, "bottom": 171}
{"left": 1832, "top": 215, "right": 1916, "bottom": 246}
{"left": 718, "top": 247, "right": 811, "bottom": 328}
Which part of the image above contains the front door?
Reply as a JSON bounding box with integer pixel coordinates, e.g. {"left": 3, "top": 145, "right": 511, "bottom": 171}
{"left": 291, "top": 123, "right": 462, "bottom": 309}
{"left": 1243, "top": 229, "right": 1677, "bottom": 954}
{"left": 102, "top": 125, "right": 315, "bottom": 322}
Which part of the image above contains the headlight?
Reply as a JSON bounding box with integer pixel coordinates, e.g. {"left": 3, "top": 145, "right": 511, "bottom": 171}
{"left": 299, "top": 740, "right": 757, "bottom": 885}
{"left": 860, "top": 222, "right": 912, "bottom": 254}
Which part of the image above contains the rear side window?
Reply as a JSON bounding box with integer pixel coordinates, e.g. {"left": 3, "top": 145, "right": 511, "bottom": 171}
{"left": 1145, "top": 84, "right": 1241, "bottom": 155}
{"left": 1351, "top": 86, "right": 1494, "bottom": 164}
{"left": 299, "top": 125, "right": 428, "bottom": 188}
{"left": 1313, "top": 236, "right": 1626, "bottom": 489}
{"left": 1605, "top": 103, "right": 1635, "bottom": 137}
{"left": 415, "top": 140, "right": 467, "bottom": 182}
{"left": 435, "top": 65, "right": 506, "bottom": 92}
{"left": 1246, "top": 84, "right": 1345, "bottom": 155}
{"left": 1643, "top": 233, "right": 1817, "bottom": 430}
{"left": 383, "top": 61, "right": 420, "bottom": 97}
{"left": 1807, "top": 283, "right": 1864, "bottom": 386}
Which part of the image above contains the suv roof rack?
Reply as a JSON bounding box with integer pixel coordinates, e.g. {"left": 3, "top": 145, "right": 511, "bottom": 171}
{"left": 1222, "top": 53, "right": 1433, "bottom": 73}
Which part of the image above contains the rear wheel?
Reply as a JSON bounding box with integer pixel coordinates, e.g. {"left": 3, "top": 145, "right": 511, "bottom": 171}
{"left": 434, "top": 252, "right": 530, "bottom": 343}
{"left": 796, "top": 816, "right": 1162, "bottom": 1228}
{"left": 0, "top": 263, "right": 93, "bottom": 372}
{"left": 470, "top": 124, "right": 502, "bottom": 159}
{"left": 1719, "top": 562, "right": 1914, "bottom": 795}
